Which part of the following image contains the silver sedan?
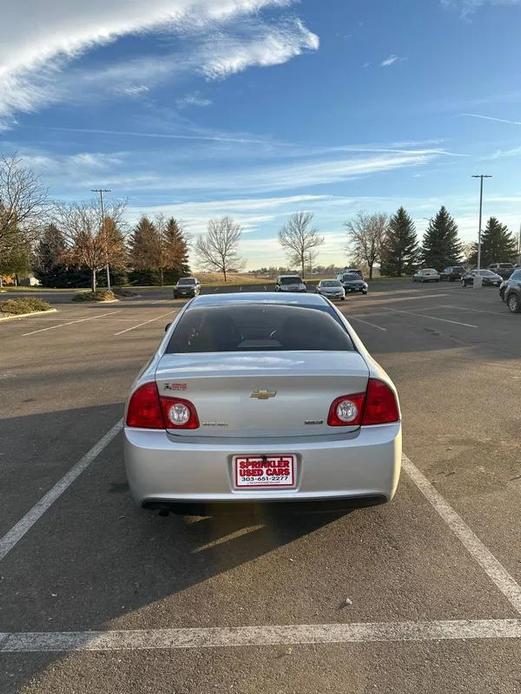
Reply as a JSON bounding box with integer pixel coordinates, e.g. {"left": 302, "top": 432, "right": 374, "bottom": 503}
{"left": 316, "top": 279, "right": 346, "bottom": 301}
{"left": 124, "top": 293, "right": 401, "bottom": 510}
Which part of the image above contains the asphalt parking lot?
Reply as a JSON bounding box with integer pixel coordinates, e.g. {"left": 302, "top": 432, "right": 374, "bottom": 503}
{"left": 1, "top": 281, "right": 520, "bottom": 693}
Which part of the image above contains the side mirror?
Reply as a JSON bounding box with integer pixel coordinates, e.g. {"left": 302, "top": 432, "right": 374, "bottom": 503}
{"left": 165, "top": 323, "right": 172, "bottom": 332}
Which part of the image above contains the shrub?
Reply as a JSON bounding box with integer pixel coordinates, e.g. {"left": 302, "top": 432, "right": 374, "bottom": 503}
{"left": 72, "top": 289, "right": 117, "bottom": 302}
{"left": 113, "top": 287, "right": 136, "bottom": 298}
{"left": 0, "top": 297, "right": 53, "bottom": 315}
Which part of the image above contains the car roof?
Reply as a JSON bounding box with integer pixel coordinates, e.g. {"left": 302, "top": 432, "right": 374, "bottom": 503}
{"left": 278, "top": 274, "right": 301, "bottom": 279}
{"left": 190, "top": 292, "right": 328, "bottom": 307}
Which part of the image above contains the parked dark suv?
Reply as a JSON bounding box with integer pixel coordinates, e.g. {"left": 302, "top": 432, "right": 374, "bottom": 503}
{"left": 504, "top": 268, "right": 521, "bottom": 313}
{"left": 440, "top": 265, "right": 465, "bottom": 282}
{"left": 173, "top": 277, "right": 200, "bottom": 299}
{"left": 488, "top": 262, "right": 515, "bottom": 279}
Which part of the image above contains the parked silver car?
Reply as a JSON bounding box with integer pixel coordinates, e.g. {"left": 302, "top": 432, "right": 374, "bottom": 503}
{"left": 275, "top": 275, "right": 307, "bottom": 293}
{"left": 124, "top": 293, "right": 402, "bottom": 510}
{"left": 412, "top": 268, "right": 440, "bottom": 282}
{"left": 316, "top": 279, "right": 346, "bottom": 301}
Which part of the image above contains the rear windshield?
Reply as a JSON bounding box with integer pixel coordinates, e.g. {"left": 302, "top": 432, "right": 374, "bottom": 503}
{"left": 279, "top": 276, "right": 302, "bottom": 285}
{"left": 178, "top": 278, "right": 196, "bottom": 285}
{"left": 342, "top": 274, "right": 361, "bottom": 281}
{"left": 166, "top": 304, "right": 354, "bottom": 353}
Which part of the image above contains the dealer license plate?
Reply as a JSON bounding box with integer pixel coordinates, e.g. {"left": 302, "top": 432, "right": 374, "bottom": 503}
{"left": 233, "top": 455, "right": 296, "bottom": 489}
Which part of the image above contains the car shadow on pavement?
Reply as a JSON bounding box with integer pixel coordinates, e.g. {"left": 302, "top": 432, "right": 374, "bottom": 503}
{"left": 0, "top": 403, "right": 360, "bottom": 692}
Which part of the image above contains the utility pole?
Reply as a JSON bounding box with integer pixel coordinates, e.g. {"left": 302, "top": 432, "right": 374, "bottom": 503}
{"left": 91, "top": 188, "right": 112, "bottom": 291}
{"left": 472, "top": 174, "right": 492, "bottom": 286}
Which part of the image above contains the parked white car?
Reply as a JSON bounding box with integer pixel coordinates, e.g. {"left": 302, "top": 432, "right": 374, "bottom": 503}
{"left": 413, "top": 268, "right": 440, "bottom": 283}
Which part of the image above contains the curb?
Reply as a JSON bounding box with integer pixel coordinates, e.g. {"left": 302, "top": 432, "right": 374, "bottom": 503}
{"left": 0, "top": 308, "right": 58, "bottom": 322}
{"left": 71, "top": 298, "right": 120, "bottom": 304}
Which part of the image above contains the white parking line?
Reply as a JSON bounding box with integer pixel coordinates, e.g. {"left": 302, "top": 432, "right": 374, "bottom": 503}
{"left": 389, "top": 308, "right": 478, "bottom": 328}
{"left": 361, "top": 293, "right": 449, "bottom": 306}
{"left": 114, "top": 310, "right": 177, "bottom": 336}
{"left": 349, "top": 316, "right": 387, "bottom": 332}
{"left": 402, "top": 454, "right": 521, "bottom": 615}
{"left": 22, "top": 311, "right": 121, "bottom": 337}
{"left": 1, "top": 619, "right": 520, "bottom": 652}
{"left": 438, "top": 304, "right": 509, "bottom": 317}
{"left": 0, "top": 420, "right": 123, "bottom": 562}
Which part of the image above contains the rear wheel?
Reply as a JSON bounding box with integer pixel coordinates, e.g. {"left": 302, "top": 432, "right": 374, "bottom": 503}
{"left": 507, "top": 293, "right": 521, "bottom": 313}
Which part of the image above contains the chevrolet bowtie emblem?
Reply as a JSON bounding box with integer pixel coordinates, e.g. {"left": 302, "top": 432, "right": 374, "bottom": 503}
{"left": 250, "top": 389, "right": 277, "bottom": 400}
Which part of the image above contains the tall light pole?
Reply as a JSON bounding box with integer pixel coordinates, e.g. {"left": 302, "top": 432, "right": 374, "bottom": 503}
{"left": 471, "top": 175, "right": 492, "bottom": 274}
{"left": 91, "top": 188, "right": 112, "bottom": 291}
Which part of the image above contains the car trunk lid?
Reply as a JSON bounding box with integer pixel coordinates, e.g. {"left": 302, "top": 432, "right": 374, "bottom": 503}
{"left": 155, "top": 351, "right": 369, "bottom": 438}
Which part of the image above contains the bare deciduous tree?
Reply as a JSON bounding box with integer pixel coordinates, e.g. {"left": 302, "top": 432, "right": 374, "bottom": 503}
{"left": 195, "top": 217, "right": 242, "bottom": 282}
{"left": 0, "top": 154, "right": 49, "bottom": 283}
{"left": 278, "top": 212, "right": 323, "bottom": 277}
{"left": 58, "top": 199, "right": 126, "bottom": 291}
{"left": 345, "top": 212, "right": 388, "bottom": 279}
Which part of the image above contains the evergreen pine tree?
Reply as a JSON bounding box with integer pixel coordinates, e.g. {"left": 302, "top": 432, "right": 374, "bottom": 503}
{"left": 421, "top": 206, "right": 462, "bottom": 269}
{"left": 468, "top": 217, "right": 517, "bottom": 267}
{"left": 380, "top": 207, "right": 419, "bottom": 276}
{"left": 33, "top": 224, "right": 69, "bottom": 287}
{"left": 127, "top": 216, "right": 161, "bottom": 284}
{"left": 160, "top": 218, "right": 190, "bottom": 284}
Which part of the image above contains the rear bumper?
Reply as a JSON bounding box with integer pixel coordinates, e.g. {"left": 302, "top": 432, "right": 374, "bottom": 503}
{"left": 124, "top": 424, "right": 402, "bottom": 505}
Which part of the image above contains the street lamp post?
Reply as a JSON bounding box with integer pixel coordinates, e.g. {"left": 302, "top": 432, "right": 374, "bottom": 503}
{"left": 471, "top": 175, "right": 492, "bottom": 288}
{"left": 91, "top": 188, "right": 112, "bottom": 291}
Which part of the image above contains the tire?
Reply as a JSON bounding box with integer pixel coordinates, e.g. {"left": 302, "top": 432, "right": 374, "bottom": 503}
{"left": 362, "top": 290, "right": 368, "bottom": 295}
{"left": 507, "top": 293, "right": 521, "bottom": 313}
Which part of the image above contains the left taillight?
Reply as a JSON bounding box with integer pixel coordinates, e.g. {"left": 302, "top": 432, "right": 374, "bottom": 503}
{"left": 126, "top": 382, "right": 165, "bottom": 429}
{"left": 126, "top": 383, "right": 200, "bottom": 430}
{"left": 159, "top": 396, "right": 199, "bottom": 430}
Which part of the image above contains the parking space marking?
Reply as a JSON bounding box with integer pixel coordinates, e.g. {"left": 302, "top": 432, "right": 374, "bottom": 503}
{"left": 22, "top": 311, "right": 121, "bottom": 337}
{"left": 0, "top": 420, "right": 123, "bottom": 563}
{"left": 389, "top": 308, "right": 478, "bottom": 328}
{"left": 348, "top": 316, "right": 387, "bottom": 332}
{"left": 402, "top": 454, "right": 521, "bottom": 615}
{"left": 357, "top": 293, "right": 449, "bottom": 306}
{"left": 1, "top": 619, "right": 520, "bottom": 653}
{"left": 114, "top": 310, "right": 177, "bottom": 336}
{"left": 437, "top": 304, "right": 511, "bottom": 318}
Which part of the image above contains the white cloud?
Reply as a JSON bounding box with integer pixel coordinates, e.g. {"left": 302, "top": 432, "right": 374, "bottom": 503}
{"left": 380, "top": 54, "right": 406, "bottom": 67}
{"left": 200, "top": 18, "right": 319, "bottom": 79}
{"left": 0, "top": 0, "right": 316, "bottom": 127}
{"left": 115, "top": 85, "right": 150, "bottom": 97}
{"left": 461, "top": 112, "right": 521, "bottom": 126}
{"left": 176, "top": 92, "right": 213, "bottom": 108}
{"left": 489, "top": 145, "right": 521, "bottom": 159}
{"left": 67, "top": 147, "right": 443, "bottom": 195}
{"left": 442, "top": 0, "right": 521, "bottom": 16}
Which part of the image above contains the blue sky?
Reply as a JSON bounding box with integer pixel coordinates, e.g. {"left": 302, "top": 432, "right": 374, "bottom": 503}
{"left": 1, "top": 0, "right": 521, "bottom": 268}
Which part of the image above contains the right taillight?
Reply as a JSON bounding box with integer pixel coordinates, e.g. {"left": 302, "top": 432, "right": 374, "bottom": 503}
{"left": 362, "top": 379, "right": 400, "bottom": 425}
